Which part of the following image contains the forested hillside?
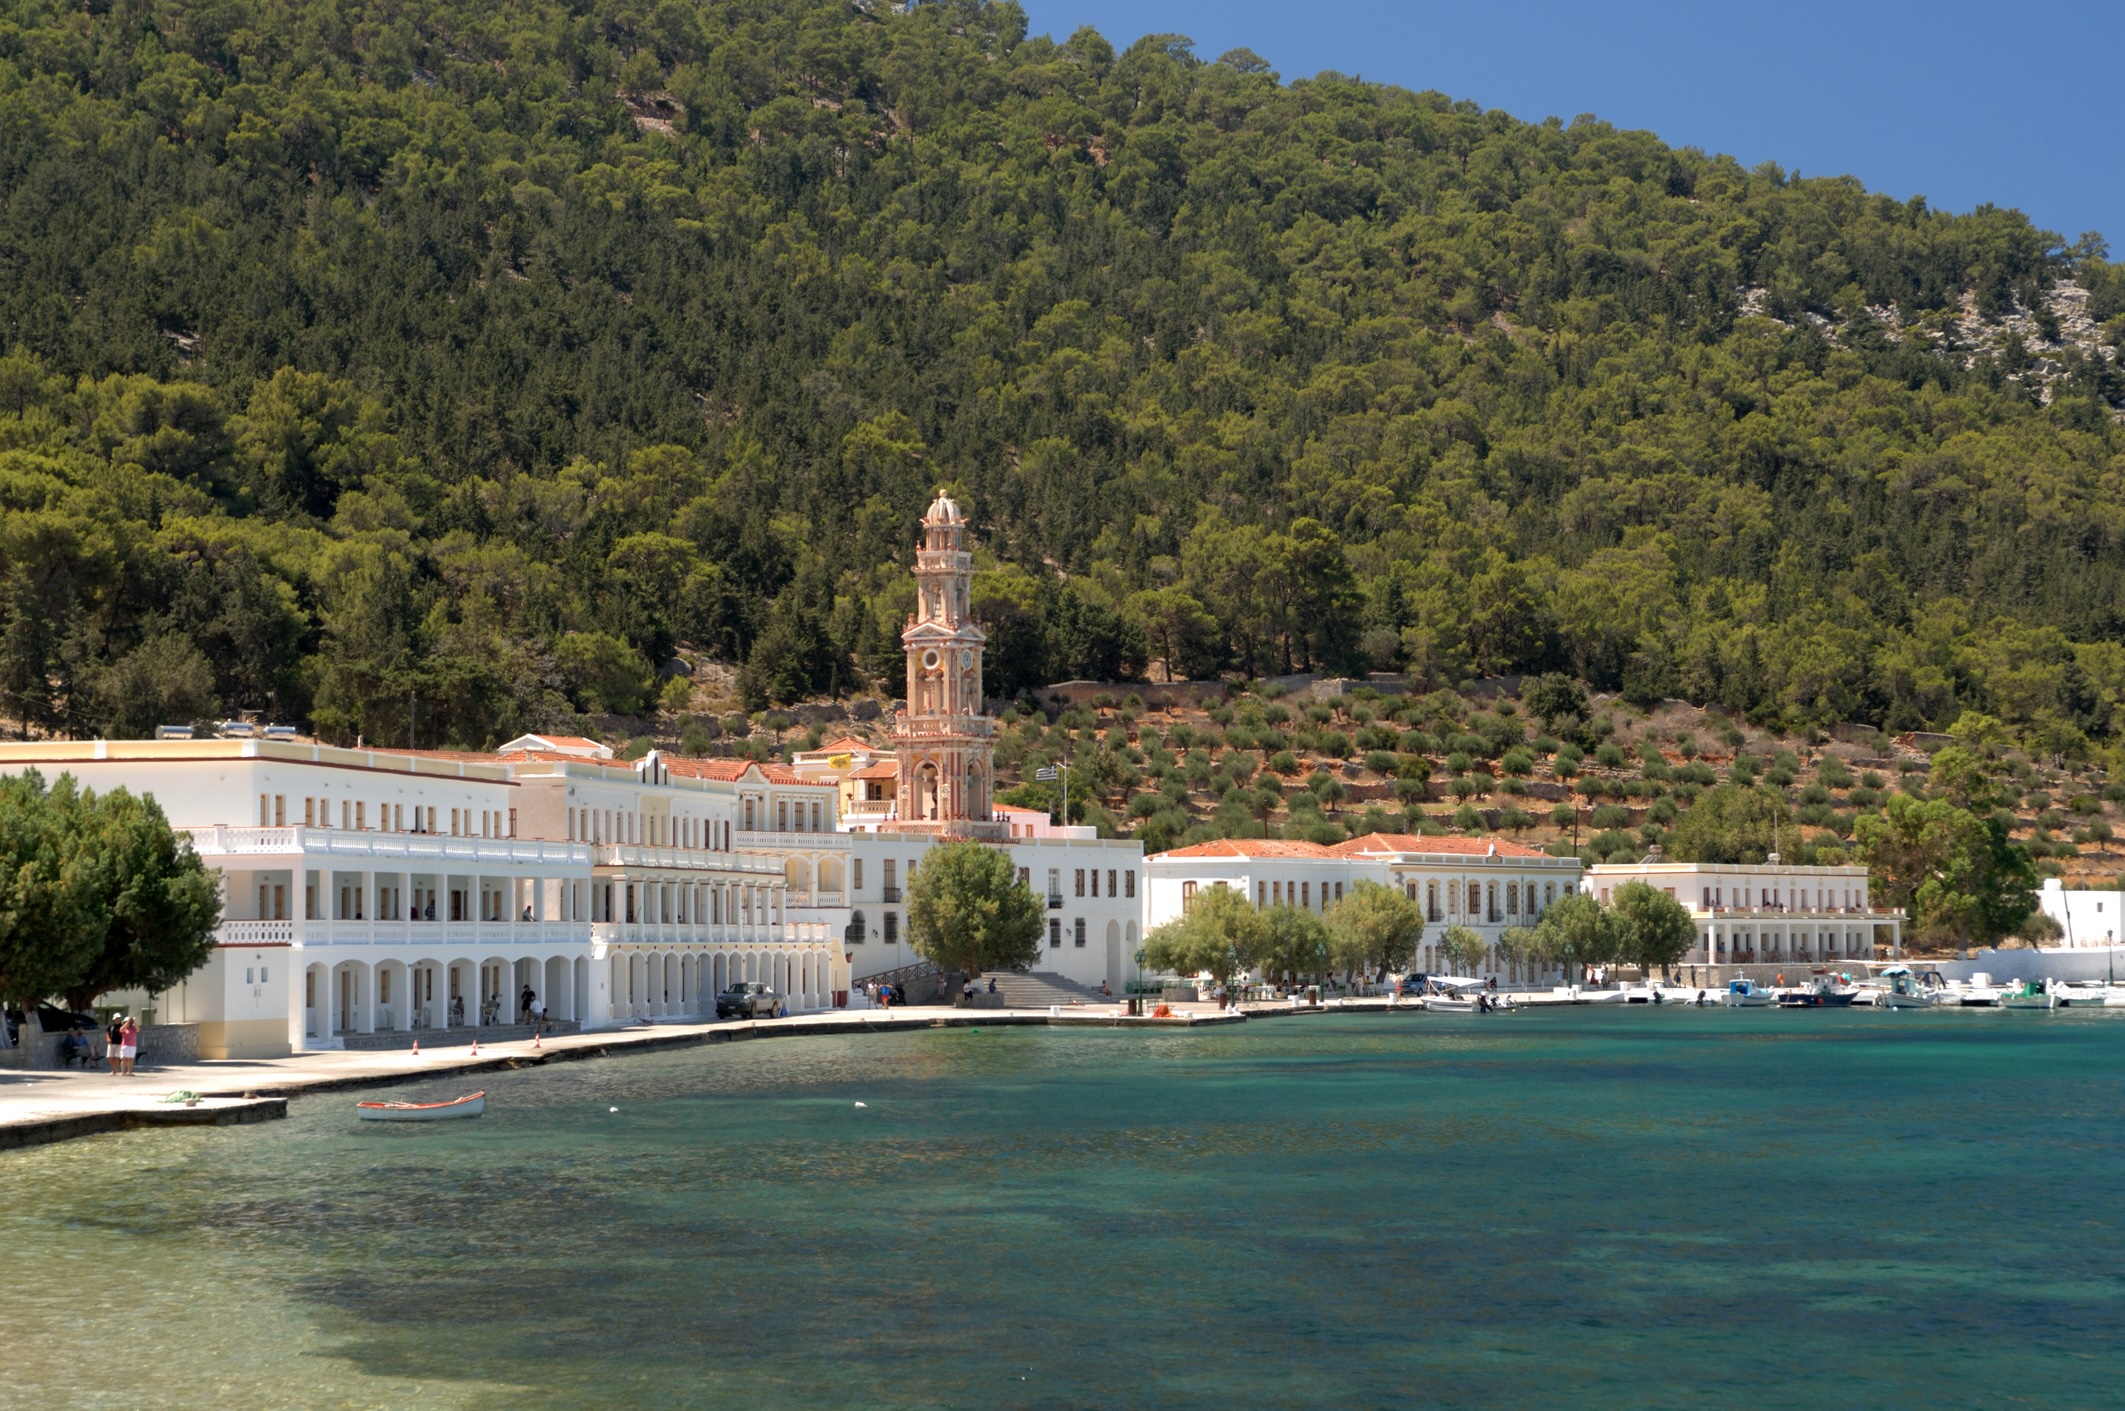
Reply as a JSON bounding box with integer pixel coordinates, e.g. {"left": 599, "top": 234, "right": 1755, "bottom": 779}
{"left": 2, "top": 0, "right": 2124, "bottom": 755}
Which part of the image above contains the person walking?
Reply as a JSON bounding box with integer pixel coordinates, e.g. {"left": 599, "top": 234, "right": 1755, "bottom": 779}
{"left": 117, "top": 1015, "right": 139, "bottom": 1076}
{"left": 105, "top": 1014, "right": 124, "bottom": 1076}
{"left": 529, "top": 993, "right": 546, "bottom": 1037}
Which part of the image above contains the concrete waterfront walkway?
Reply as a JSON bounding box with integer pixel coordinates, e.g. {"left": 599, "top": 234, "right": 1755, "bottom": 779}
{"left": 0, "top": 1002, "right": 1251, "bottom": 1149}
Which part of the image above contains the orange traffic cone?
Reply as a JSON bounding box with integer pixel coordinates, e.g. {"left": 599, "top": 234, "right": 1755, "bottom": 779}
{"left": 470, "top": 1037, "right": 479, "bottom": 1057}
{"left": 532, "top": 1029, "right": 541, "bottom": 1049}
{"left": 411, "top": 1038, "right": 420, "bottom": 1057}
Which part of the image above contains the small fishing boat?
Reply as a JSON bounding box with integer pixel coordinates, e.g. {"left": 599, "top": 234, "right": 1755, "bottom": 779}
{"left": 1999, "top": 979, "right": 2056, "bottom": 1011}
{"left": 1721, "top": 978, "right": 1779, "bottom": 1008}
{"left": 1876, "top": 966, "right": 1940, "bottom": 1009}
{"left": 1779, "top": 970, "right": 1858, "bottom": 1007}
{"left": 356, "top": 1091, "right": 486, "bottom": 1122}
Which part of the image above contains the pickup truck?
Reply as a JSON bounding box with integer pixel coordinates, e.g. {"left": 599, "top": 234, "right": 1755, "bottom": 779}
{"left": 716, "top": 981, "right": 780, "bottom": 1019}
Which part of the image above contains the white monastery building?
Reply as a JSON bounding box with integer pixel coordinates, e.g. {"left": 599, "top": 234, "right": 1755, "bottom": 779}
{"left": 0, "top": 493, "right": 1143, "bottom": 1056}
{"left": 1143, "top": 834, "right": 1585, "bottom": 985}
{"left": 1581, "top": 855, "right": 1900, "bottom": 966}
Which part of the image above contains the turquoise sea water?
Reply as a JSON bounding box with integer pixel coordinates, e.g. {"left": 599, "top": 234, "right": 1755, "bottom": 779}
{"left": 6, "top": 1008, "right": 2124, "bottom": 1410}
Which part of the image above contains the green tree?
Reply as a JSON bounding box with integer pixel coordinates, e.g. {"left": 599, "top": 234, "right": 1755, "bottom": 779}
{"left": 1533, "top": 891, "right": 1620, "bottom": 982}
{"left": 1434, "top": 923, "right": 1490, "bottom": 975}
{"left": 1263, "top": 903, "right": 1335, "bottom": 985}
{"left": 93, "top": 636, "right": 221, "bottom": 739}
{"left": 1856, "top": 794, "right": 2036, "bottom": 956}
{"left": 0, "top": 773, "right": 104, "bottom": 1012}
{"left": 1143, "top": 885, "right": 1270, "bottom": 995}
{"left": 61, "top": 787, "right": 222, "bottom": 1010}
{"left": 1608, "top": 880, "right": 1697, "bottom": 979}
{"left": 1326, "top": 880, "right": 1426, "bottom": 981}
{"left": 1496, "top": 924, "right": 1544, "bottom": 982}
{"left": 1664, "top": 784, "right": 1788, "bottom": 864}
{"left": 905, "top": 842, "right": 1043, "bottom": 979}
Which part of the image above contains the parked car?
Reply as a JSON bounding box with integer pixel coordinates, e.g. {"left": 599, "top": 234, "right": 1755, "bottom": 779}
{"left": 716, "top": 982, "right": 780, "bottom": 1019}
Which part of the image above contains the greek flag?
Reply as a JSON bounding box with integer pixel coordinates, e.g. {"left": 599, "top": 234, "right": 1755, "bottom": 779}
{"left": 1034, "top": 765, "right": 1059, "bottom": 781}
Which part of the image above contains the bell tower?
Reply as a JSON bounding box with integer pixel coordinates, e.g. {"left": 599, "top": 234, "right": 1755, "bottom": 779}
{"left": 894, "top": 491, "right": 1003, "bottom": 839}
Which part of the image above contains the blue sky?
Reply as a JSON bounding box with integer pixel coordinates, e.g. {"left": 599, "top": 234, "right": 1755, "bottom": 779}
{"left": 1018, "top": 0, "right": 2124, "bottom": 255}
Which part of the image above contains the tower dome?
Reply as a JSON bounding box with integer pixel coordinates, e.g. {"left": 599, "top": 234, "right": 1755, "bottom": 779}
{"left": 922, "top": 491, "right": 964, "bottom": 526}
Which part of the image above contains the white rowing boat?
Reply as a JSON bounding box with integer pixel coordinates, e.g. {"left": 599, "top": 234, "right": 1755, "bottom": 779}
{"left": 356, "top": 1091, "right": 486, "bottom": 1122}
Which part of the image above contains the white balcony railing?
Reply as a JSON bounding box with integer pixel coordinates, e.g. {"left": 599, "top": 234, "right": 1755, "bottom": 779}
{"left": 219, "top": 920, "right": 590, "bottom": 949}
{"left": 217, "top": 919, "right": 295, "bottom": 946}
{"left": 591, "top": 844, "right": 787, "bottom": 877}
{"left": 187, "top": 826, "right": 590, "bottom": 868}
{"left": 734, "top": 831, "right": 852, "bottom": 851}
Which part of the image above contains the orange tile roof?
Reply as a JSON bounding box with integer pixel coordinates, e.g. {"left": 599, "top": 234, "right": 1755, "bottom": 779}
{"left": 1329, "top": 833, "right": 1553, "bottom": 859}
{"left": 662, "top": 758, "right": 820, "bottom": 787}
{"left": 815, "top": 736, "right": 876, "bottom": 753}
{"left": 1150, "top": 839, "right": 1334, "bottom": 860}
{"left": 851, "top": 761, "right": 900, "bottom": 780}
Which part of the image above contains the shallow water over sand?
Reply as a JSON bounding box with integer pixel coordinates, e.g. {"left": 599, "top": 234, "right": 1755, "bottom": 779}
{"left": 6, "top": 1008, "right": 2123, "bottom": 1409}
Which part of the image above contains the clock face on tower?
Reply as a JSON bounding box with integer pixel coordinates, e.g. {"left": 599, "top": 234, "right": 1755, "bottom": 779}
{"left": 959, "top": 649, "right": 973, "bottom": 669}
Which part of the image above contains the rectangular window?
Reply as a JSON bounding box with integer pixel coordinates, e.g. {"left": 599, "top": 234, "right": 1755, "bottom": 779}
{"left": 855, "top": 859, "right": 866, "bottom": 889}
{"left": 884, "top": 911, "right": 899, "bottom": 943}
{"left": 274, "top": 796, "right": 285, "bottom": 826}
{"left": 1048, "top": 868, "right": 1061, "bottom": 904}
{"left": 1018, "top": 866, "right": 1029, "bottom": 888}
{"left": 303, "top": 798, "right": 315, "bottom": 827}
{"left": 508, "top": 808, "right": 517, "bottom": 838}
{"left": 356, "top": 802, "right": 367, "bottom": 830}
{"left": 1125, "top": 870, "right": 1135, "bottom": 899}
{"left": 258, "top": 794, "right": 269, "bottom": 826}
{"left": 1258, "top": 881, "right": 1268, "bottom": 907}
{"left": 1089, "top": 868, "right": 1099, "bottom": 898}
{"left": 1050, "top": 918, "right": 1062, "bottom": 948}
{"left": 1107, "top": 869, "right": 1117, "bottom": 898}
{"left": 1301, "top": 882, "right": 1311, "bottom": 909}
{"left": 1074, "top": 918, "right": 1086, "bottom": 947}
{"left": 778, "top": 801, "right": 789, "bottom": 832}
{"left": 1075, "top": 868, "right": 1086, "bottom": 897}
{"left": 1334, "top": 882, "right": 1344, "bottom": 904}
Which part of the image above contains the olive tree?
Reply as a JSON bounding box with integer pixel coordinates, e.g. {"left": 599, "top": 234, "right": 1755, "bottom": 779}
{"left": 1142, "top": 885, "right": 1268, "bottom": 997}
{"left": 1434, "top": 923, "right": 1489, "bottom": 975}
{"left": 1532, "top": 891, "right": 1619, "bottom": 983}
{"left": 1608, "top": 880, "right": 1696, "bottom": 981}
{"left": 1326, "top": 880, "right": 1426, "bottom": 982}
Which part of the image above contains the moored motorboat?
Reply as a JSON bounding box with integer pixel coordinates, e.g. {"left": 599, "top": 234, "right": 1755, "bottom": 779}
{"left": 1999, "top": 979, "right": 2056, "bottom": 1010}
{"left": 1876, "top": 965, "right": 1940, "bottom": 1009}
{"left": 1722, "top": 979, "right": 1778, "bottom": 1008}
{"left": 1779, "top": 970, "right": 1858, "bottom": 1007}
{"left": 357, "top": 1091, "right": 486, "bottom": 1122}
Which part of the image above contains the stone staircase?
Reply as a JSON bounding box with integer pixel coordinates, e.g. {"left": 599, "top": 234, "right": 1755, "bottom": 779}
{"left": 982, "top": 971, "right": 1109, "bottom": 1008}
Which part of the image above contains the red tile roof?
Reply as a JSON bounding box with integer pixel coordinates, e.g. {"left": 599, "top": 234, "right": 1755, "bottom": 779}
{"left": 1329, "top": 833, "right": 1553, "bottom": 859}
{"left": 814, "top": 736, "right": 876, "bottom": 753}
{"left": 851, "top": 761, "right": 899, "bottom": 780}
{"left": 1150, "top": 839, "right": 1334, "bottom": 860}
